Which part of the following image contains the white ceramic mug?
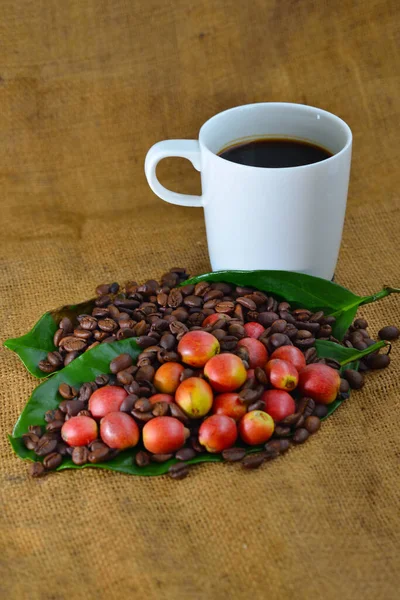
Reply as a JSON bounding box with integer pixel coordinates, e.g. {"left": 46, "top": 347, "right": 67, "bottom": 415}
{"left": 144, "top": 103, "right": 352, "bottom": 280}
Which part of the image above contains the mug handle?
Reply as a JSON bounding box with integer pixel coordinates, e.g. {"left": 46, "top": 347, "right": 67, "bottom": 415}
{"left": 144, "top": 140, "right": 203, "bottom": 207}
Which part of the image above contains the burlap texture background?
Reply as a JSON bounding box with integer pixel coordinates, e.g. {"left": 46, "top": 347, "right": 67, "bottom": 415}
{"left": 1, "top": 1, "right": 399, "bottom": 598}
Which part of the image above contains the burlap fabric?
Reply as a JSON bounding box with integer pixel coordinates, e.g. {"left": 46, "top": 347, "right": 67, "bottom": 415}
{"left": 1, "top": 1, "right": 399, "bottom": 598}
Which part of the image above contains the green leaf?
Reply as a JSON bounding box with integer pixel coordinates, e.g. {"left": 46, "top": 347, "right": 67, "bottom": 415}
{"left": 183, "top": 271, "right": 400, "bottom": 339}
{"left": 9, "top": 336, "right": 384, "bottom": 476}
{"left": 4, "top": 299, "right": 95, "bottom": 378}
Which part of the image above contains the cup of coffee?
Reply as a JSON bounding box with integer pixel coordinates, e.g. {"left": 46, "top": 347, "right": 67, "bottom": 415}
{"left": 144, "top": 103, "right": 352, "bottom": 280}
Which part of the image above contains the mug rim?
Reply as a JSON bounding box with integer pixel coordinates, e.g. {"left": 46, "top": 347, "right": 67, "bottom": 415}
{"left": 198, "top": 102, "right": 353, "bottom": 171}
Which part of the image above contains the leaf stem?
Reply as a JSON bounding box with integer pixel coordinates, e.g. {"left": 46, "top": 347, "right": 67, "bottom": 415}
{"left": 339, "top": 340, "right": 388, "bottom": 366}
{"left": 359, "top": 286, "right": 400, "bottom": 307}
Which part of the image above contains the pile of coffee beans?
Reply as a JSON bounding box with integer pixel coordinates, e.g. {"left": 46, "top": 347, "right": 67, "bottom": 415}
{"left": 38, "top": 267, "right": 397, "bottom": 375}
{"left": 24, "top": 270, "right": 397, "bottom": 480}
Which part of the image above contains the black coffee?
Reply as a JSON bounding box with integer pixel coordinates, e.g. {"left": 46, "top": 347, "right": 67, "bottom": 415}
{"left": 218, "top": 138, "right": 332, "bottom": 168}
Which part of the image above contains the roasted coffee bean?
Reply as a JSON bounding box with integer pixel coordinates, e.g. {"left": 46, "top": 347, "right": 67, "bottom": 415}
{"left": 98, "top": 318, "right": 118, "bottom": 332}
{"left": 342, "top": 369, "right": 365, "bottom": 389}
{"left": 309, "top": 310, "right": 324, "bottom": 323}
{"left": 156, "top": 292, "right": 168, "bottom": 307}
{"left": 124, "top": 381, "right": 141, "bottom": 395}
{"left": 239, "top": 388, "right": 261, "bottom": 404}
{"left": 211, "top": 328, "right": 226, "bottom": 341}
{"left": 95, "top": 374, "right": 110, "bottom": 387}
{"left": 179, "top": 283, "right": 194, "bottom": 296}
{"left": 318, "top": 325, "right": 332, "bottom": 337}
{"left": 92, "top": 307, "right": 110, "bottom": 318}
{"left": 266, "top": 439, "right": 291, "bottom": 454}
{"left": 88, "top": 440, "right": 107, "bottom": 451}
{"left": 228, "top": 323, "right": 246, "bottom": 338}
{"left": 96, "top": 283, "right": 111, "bottom": 296}
{"left": 88, "top": 447, "right": 110, "bottom": 463}
{"left": 378, "top": 325, "right": 399, "bottom": 341}
{"left": 133, "top": 397, "right": 151, "bottom": 413}
{"left": 58, "top": 316, "right": 73, "bottom": 332}
{"left": 296, "top": 329, "right": 313, "bottom": 340}
{"left": 65, "top": 400, "right": 85, "bottom": 417}
{"left": 304, "top": 347, "right": 318, "bottom": 364}
{"left": 53, "top": 328, "right": 66, "bottom": 346}
{"left": 59, "top": 336, "right": 87, "bottom": 353}
{"left": 29, "top": 462, "right": 45, "bottom": 477}
{"left": 47, "top": 351, "right": 64, "bottom": 367}
{"left": 203, "top": 289, "right": 223, "bottom": 302}
{"left": 284, "top": 324, "right": 298, "bottom": 340}
{"left": 339, "top": 378, "right": 350, "bottom": 393}
{"left": 313, "top": 404, "right": 329, "bottom": 418}
{"left": 302, "top": 398, "right": 315, "bottom": 419}
{"left": 293, "top": 428, "right": 310, "bottom": 444}
{"left": 119, "top": 395, "right": 138, "bottom": 413}
{"left": 58, "top": 400, "right": 70, "bottom": 413}
{"left": 110, "top": 282, "right": 120, "bottom": 294}
{"left": 222, "top": 447, "right": 246, "bottom": 462}
{"left": 45, "top": 409, "right": 64, "bottom": 423}
{"left": 236, "top": 297, "right": 257, "bottom": 311}
{"left": 354, "top": 317, "right": 368, "bottom": 329}
{"left": 132, "top": 320, "right": 147, "bottom": 337}
{"left": 254, "top": 367, "right": 268, "bottom": 385}
{"left": 169, "top": 462, "right": 189, "bottom": 479}
{"left": 116, "top": 370, "right": 134, "bottom": 385}
{"left": 352, "top": 339, "right": 368, "bottom": 351}
{"left": 279, "top": 311, "right": 296, "bottom": 324}
{"left": 169, "top": 321, "right": 189, "bottom": 336}
{"left": 77, "top": 410, "right": 92, "bottom": 418}
{"left": 220, "top": 336, "right": 238, "bottom": 351}
{"left": 278, "top": 301, "right": 291, "bottom": 312}
{"left": 46, "top": 420, "right": 64, "bottom": 433}
{"left": 233, "top": 303, "right": 244, "bottom": 320}
{"left": 108, "top": 305, "right": 121, "bottom": 320}
{"left": 294, "top": 415, "right": 305, "bottom": 429}
{"left": 78, "top": 382, "right": 93, "bottom": 402}
{"left": 190, "top": 436, "right": 204, "bottom": 453}
{"left": 79, "top": 315, "right": 98, "bottom": 331}
{"left": 344, "top": 340, "right": 353, "bottom": 348}
{"left": 168, "top": 289, "right": 183, "bottom": 308}
{"left": 179, "top": 369, "right": 194, "bottom": 383}
{"left": 294, "top": 321, "right": 320, "bottom": 334}
{"left": 58, "top": 383, "right": 78, "bottom": 400}
{"left": 56, "top": 442, "right": 68, "bottom": 456}
{"left": 131, "top": 409, "right": 154, "bottom": 423}
{"left": 242, "top": 453, "right": 265, "bottom": 469}
{"left": 158, "top": 349, "right": 179, "bottom": 363}
{"left": 28, "top": 425, "right": 43, "bottom": 437}
{"left": 324, "top": 358, "right": 341, "bottom": 370}
{"left": 258, "top": 312, "right": 279, "bottom": 327}
{"left": 183, "top": 295, "right": 203, "bottom": 308}
{"left": 248, "top": 400, "right": 266, "bottom": 412}
{"left": 138, "top": 381, "right": 156, "bottom": 397}
{"left": 136, "top": 336, "right": 157, "bottom": 350}
{"left": 22, "top": 433, "right": 39, "bottom": 450}
{"left": 71, "top": 446, "right": 89, "bottom": 465}
{"left": 152, "top": 453, "right": 174, "bottom": 463}
{"left": 152, "top": 401, "right": 169, "bottom": 417}
{"left": 38, "top": 360, "right": 57, "bottom": 373}
{"left": 270, "top": 319, "right": 287, "bottom": 334}
{"left": 169, "top": 403, "right": 190, "bottom": 424}
{"left": 280, "top": 412, "right": 302, "bottom": 426}
{"left": 268, "top": 333, "right": 291, "bottom": 352}
{"left": 136, "top": 366, "right": 155, "bottom": 382}
{"left": 160, "top": 333, "right": 176, "bottom": 351}
{"left": 35, "top": 437, "right": 58, "bottom": 456}
{"left": 274, "top": 425, "right": 291, "bottom": 437}
{"left": 113, "top": 297, "right": 139, "bottom": 309}
{"left": 294, "top": 338, "right": 315, "bottom": 349}
{"left": 235, "top": 285, "right": 254, "bottom": 296}
{"left": 215, "top": 301, "right": 235, "bottom": 314}
{"left": 93, "top": 330, "right": 109, "bottom": 342}
{"left": 43, "top": 452, "right": 62, "bottom": 470}
{"left": 305, "top": 416, "right": 321, "bottom": 434}
{"left": 192, "top": 281, "right": 210, "bottom": 296}
{"left": 366, "top": 353, "right": 391, "bottom": 369}
{"left": 135, "top": 450, "right": 151, "bottom": 467}
{"left": 175, "top": 447, "right": 196, "bottom": 461}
